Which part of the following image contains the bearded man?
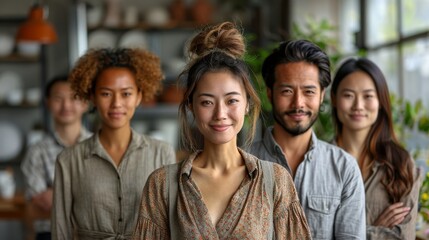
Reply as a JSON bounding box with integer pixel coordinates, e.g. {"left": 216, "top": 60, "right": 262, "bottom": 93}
{"left": 249, "top": 40, "right": 365, "bottom": 240}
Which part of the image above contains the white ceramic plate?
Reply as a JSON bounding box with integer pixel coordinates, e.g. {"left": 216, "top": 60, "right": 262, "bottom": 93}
{"left": 88, "top": 29, "right": 117, "bottom": 49}
{"left": 118, "top": 30, "right": 148, "bottom": 49}
{"left": 0, "top": 121, "right": 23, "bottom": 161}
{"left": 0, "top": 71, "right": 22, "bottom": 103}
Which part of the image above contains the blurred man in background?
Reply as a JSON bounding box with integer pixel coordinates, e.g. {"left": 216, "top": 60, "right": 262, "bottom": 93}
{"left": 21, "top": 75, "right": 91, "bottom": 240}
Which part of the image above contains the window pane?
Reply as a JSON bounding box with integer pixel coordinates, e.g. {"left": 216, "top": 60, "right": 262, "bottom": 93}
{"left": 367, "top": 47, "right": 399, "bottom": 95}
{"left": 367, "top": 0, "right": 398, "bottom": 46}
{"left": 402, "top": 38, "right": 429, "bottom": 108}
{"left": 402, "top": 0, "right": 429, "bottom": 36}
{"left": 339, "top": 0, "right": 360, "bottom": 53}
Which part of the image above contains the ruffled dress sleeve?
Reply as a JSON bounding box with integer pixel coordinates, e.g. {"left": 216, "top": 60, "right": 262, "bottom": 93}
{"left": 132, "top": 167, "right": 170, "bottom": 240}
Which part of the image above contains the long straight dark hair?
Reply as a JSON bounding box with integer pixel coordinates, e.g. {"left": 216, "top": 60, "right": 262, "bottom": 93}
{"left": 331, "top": 58, "right": 414, "bottom": 202}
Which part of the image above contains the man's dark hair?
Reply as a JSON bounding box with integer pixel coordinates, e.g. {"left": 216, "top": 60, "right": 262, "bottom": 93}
{"left": 261, "top": 39, "right": 331, "bottom": 90}
{"left": 45, "top": 75, "right": 69, "bottom": 98}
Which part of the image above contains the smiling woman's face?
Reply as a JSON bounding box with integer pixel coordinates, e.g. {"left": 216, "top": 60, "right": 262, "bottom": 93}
{"left": 92, "top": 67, "right": 142, "bottom": 131}
{"left": 191, "top": 71, "right": 247, "bottom": 147}
{"left": 335, "top": 70, "right": 380, "bottom": 133}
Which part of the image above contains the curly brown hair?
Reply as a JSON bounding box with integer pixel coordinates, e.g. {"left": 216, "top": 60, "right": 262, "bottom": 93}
{"left": 69, "top": 48, "right": 164, "bottom": 102}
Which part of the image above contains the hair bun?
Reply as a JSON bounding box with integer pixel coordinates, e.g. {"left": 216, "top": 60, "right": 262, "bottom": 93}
{"left": 188, "top": 22, "right": 245, "bottom": 60}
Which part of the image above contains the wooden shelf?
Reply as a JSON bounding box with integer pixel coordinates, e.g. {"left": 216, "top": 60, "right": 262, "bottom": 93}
{"left": 0, "top": 103, "right": 40, "bottom": 109}
{"left": 0, "top": 54, "right": 39, "bottom": 63}
{"left": 0, "top": 16, "right": 26, "bottom": 24}
{"left": 0, "top": 192, "right": 25, "bottom": 219}
{"left": 88, "top": 20, "right": 203, "bottom": 32}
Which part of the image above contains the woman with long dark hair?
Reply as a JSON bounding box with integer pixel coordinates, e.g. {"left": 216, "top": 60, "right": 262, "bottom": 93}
{"left": 331, "top": 57, "right": 422, "bottom": 239}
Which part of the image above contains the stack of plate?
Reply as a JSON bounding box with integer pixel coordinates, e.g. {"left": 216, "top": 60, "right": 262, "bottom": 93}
{"left": 0, "top": 121, "right": 23, "bottom": 162}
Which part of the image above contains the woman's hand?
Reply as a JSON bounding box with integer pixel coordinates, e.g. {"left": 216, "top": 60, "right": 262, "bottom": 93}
{"left": 373, "top": 202, "right": 410, "bottom": 228}
{"left": 32, "top": 188, "right": 53, "bottom": 212}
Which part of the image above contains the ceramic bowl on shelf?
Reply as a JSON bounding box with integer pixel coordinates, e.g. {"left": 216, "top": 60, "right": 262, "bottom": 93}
{"left": 88, "top": 29, "right": 117, "bottom": 49}
{"left": 17, "top": 42, "right": 41, "bottom": 57}
{"left": 26, "top": 87, "right": 42, "bottom": 105}
{"left": 0, "top": 33, "right": 14, "bottom": 57}
{"left": 118, "top": 30, "right": 148, "bottom": 49}
{"left": 5, "top": 88, "right": 24, "bottom": 106}
{"left": 144, "top": 7, "right": 170, "bottom": 27}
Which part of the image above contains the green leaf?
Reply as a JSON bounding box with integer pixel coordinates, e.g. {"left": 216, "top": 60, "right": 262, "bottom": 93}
{"left": 418, "top": 115, "right": 429, "bottom": 134}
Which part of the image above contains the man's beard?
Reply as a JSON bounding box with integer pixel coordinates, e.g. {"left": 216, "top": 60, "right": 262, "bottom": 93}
{"left": 272, "top": 105, "right": 319, "bottom": 136}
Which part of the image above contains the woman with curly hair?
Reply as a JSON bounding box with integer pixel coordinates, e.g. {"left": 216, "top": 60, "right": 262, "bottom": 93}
{"left": 132, "top": 22, "right": 311, "bottom": 239}
{"left": 331, "top": 57, "right": 422, "bottom": 239}
{"left": 52, "top": 48, "right": 176, "bottom": 239}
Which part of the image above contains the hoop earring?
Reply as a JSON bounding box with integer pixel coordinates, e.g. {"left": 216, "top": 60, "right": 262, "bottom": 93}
{"left": 320, "top": 104, "right": 326, "bottom": 113}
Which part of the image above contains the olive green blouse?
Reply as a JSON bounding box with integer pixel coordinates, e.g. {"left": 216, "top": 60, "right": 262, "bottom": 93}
{"left": 52, "top": 129, "right": 176, "bottom": 240}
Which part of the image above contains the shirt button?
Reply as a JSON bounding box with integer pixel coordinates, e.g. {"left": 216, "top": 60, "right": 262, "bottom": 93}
{"left": 118, "top": 196, "right": 122, "bottom": 201}
{"left": 119, "top": 218, "right": 123, "bottom": 222}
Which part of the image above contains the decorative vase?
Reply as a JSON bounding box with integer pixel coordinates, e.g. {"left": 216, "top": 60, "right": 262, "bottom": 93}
{"left": 190, "top": 0, "right": 213, "bottom": 25}
{"left": 169, "top": 0, "right": 186, "bottom": 24}
{"left": 159, "top": 85, "right": 184, "bottom": 104}
{"left": 103, "top": 0, "right": 121, "bottom": 27}
{"left": 123, "top": 6, "right": 139, "bottom": 27}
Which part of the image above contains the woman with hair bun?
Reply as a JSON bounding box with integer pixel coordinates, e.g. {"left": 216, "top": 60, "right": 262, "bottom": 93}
{"left": 52, "top": 48, "right": 176, "bottom": 239}
{"left": 132, "top": 22, "right": 311, "bottom": 239}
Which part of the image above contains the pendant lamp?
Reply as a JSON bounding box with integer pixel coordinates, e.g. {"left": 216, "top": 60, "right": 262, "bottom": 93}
{"left": 16, "top": 4, "right": 57, "bottom": 44}
{"left": 15, "top": 2, "right": 58, "bottom": 131}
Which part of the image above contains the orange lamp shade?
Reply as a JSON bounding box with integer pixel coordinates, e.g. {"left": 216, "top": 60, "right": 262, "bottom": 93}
{"left": 16, "top": 5, "right": 58, "bottom": 44}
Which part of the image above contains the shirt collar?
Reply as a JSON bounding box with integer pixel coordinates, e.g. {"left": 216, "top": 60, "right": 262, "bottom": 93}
{"left": 51, "top": 127, "right": 91, "bottom": 147}
{"left": 308, "top": 131, "right": 318, "bottom": 152}
{"left": 89, "top": 128, "right": 148, "bottom": 158}
{"left": 262, "top": 126, "right": 319, "bottom": 161}
{"left": 262, "top": 126, "right": 280, "bottom": 155}
{"left": 305, "top": 132, "right": 317, "bottom": 161}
